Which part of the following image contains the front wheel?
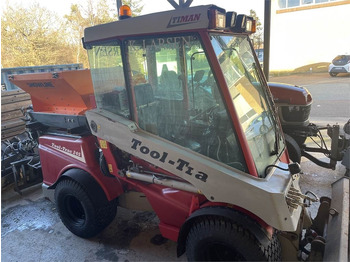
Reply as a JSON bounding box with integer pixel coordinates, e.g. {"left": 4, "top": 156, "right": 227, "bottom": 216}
{"left": 285, "top": 133, "right": 302, "bottom": 163}
{"left": 186, "top": 217, "right": 281, "bottom": 261}
{"left": 55, "top": 179, "right": 117, "bottom": 238}
{"left": 329, "top": 72, "right": 338, "bottom": 77}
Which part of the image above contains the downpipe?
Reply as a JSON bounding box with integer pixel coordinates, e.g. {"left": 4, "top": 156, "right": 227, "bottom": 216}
{"left": 125, "top": 170, "right": 202, "bottom": 194}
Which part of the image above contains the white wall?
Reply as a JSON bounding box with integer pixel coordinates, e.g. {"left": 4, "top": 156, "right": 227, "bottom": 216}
{"left": 270, "top": 0, "right": 350, "bottom": 71}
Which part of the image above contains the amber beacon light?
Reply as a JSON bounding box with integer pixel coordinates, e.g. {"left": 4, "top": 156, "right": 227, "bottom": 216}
{"left": 119, "top": 5, "right": 132, "bottom": 19}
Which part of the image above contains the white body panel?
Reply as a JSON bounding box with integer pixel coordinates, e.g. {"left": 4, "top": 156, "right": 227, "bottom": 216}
{"left": 84, "top": 5, "right": 214, "bottom": 43}
{"left": 86, "top": 109, "right": 302, "bottom": 231}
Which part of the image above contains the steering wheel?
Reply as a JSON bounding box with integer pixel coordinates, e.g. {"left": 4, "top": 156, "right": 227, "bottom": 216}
{"left": 191, "top": 104, "right": 219, "bottom": 122}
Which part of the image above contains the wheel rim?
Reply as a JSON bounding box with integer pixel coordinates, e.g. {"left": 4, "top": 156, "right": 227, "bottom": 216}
{"left": 202, "top": 242, "right": 245, "bottom": 261}
{"left": 64, "top": 195, "right": 86, "bottom": 226}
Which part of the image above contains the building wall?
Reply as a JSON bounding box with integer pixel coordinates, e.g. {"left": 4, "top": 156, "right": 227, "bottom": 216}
{"left": 270, "top": 0, "right": 350, "bottom": 71}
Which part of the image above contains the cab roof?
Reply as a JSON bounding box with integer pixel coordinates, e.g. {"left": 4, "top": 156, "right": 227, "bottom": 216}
{"left": 84, "top": 5, "right": 222, "bottom": 43}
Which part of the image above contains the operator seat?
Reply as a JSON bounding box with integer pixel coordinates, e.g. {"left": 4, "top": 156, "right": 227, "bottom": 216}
{"left": 134, "top": 83, "right": 158, "bottom": 134}
{"left": 160, "top": 70, "right": 181, "bottom": 95}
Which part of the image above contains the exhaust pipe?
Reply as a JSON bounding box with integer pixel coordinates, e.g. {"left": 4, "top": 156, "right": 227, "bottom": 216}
{"left": 126, "top": 171, "right": 202, "bottom": 194}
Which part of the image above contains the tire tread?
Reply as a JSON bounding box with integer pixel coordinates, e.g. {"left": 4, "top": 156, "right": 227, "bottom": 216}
{"left": 186, "top": 216, "right": 281, "bottom": 261}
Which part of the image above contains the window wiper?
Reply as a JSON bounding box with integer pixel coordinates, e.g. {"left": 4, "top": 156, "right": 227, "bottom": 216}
{"left": 251, "top": 62, "right": 280, "bottom": 156}
{"left": 231, "top": 47, "right": 280, "bottom": 156}
{"left": 231, "top": 48, "right": 256, "bottom": 82}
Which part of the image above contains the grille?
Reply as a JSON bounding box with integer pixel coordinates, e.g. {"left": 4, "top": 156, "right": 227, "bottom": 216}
{"left": 281, "top": 104, "right": 311, "bottom": 123}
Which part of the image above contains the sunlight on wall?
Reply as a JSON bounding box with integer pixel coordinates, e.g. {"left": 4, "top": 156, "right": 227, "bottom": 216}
{"left": 270, "top": 0, "right": 350, "bottom": 71}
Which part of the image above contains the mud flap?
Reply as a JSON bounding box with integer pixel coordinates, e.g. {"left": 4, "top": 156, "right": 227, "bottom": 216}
{"left": 323, "top": 177, "right": 349, "bottom": 261}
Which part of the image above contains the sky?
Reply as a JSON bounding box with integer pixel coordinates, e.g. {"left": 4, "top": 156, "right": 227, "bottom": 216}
{"left": 1, "top": 0, "right": 265, "bottom": 23}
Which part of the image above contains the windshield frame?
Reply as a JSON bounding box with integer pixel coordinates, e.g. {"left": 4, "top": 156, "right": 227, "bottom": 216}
{"left": 205, "top": 32, "right": 285, "bottom": 177}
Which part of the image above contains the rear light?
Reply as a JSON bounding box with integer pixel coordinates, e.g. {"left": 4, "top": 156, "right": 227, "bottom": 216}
{"left": 208, "top": 7, "right": 255, "bottom": 34}
{"left": 233, "top": 15, "right": 256, "bottom": 34}
{"left": 226, "top": 11, "right": 237, "bottom": 27}
{"left": 246, "top": 19, "right": 253, "bottom": 32}
{"left": 307, "top": 94, "right": 312, "bottom": 103}
{"left": 235, "top": 15, "right": 247, "bottom": 32}
{"left": 208, "top": 8, "right": 226, "bottom": 29}
{"left": 251, "top": 19, "right": 257, "bottom": 33}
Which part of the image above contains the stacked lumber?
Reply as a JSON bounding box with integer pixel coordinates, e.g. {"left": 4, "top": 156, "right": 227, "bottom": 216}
{"left": 1, "top": 90, "right": 32, "bottom": 140}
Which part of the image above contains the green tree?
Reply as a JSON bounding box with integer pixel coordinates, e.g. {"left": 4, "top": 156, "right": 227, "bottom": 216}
{"left": 65, "top": 0, "right": 144, "bottom": 67}
{"left": 123, "top": 0, "right": 144, "bottom": 16}
{"left": 65, "top": 0, "right": 117, "bottom": 67}
{"left": 1, "top": 1, "right": 144, "bottom": 68}
{"left": 1, "top": 3, "right": 75, "bottom": 67}
{"left": 249, "top": 9, "right": 263, "bottom": 50}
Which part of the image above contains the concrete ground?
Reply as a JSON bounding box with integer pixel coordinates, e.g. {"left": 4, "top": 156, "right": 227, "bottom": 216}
{"left": 1, "top": 183, "right": 188, "bottom": 262}
{"left": 1, "top": 158, "right": 346, "bottom": 262}
{"left": 2, "top": 72, "right": 349, "bottom": 261}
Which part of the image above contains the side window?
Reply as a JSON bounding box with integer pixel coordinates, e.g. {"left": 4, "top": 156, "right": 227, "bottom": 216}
{"left": 189, "top": 51, "right": 218, "bottom": 116}
{"left": 87, "top": 42, "right": 130, "bottom": 118}
{"left": 127, "top": 35, "right": 247, "bottom": 172}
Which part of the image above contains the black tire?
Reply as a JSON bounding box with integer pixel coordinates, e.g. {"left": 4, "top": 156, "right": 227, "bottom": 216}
{"left": 285, "top": 133, "right": 301, "bottom": 163}
{"left": 290, "top": 135, "right": 307, "bottom": 147}
{"left": 186, "top": 217, "right": 281, "bottom": 261}
{"left": 55, "top": 179, "right": 117, "bottom": 238}
{"left": 329, "top": 72, "right": 338, "bottom": 77}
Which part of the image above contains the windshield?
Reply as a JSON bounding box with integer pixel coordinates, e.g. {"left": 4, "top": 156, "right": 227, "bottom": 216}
{"left": 124, "top": 35, "right": 247, "bottom": 172}
{"left": 211, "top": 34, "right": 284, "bottom": 177}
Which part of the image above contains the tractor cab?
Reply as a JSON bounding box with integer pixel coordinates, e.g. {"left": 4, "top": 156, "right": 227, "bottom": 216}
{"left": 83, "top": 5, "right": 286, "bottom": 179}
{"left": 82, "top": 5, "right": 306, "bottom": 236}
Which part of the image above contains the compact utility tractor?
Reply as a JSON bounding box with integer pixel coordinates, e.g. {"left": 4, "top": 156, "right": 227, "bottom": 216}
{"left": 268, "top": 82, "right": 349, "bottom": 172}
{"left": 9, "top": 2, "right": 349, "bottom": 261}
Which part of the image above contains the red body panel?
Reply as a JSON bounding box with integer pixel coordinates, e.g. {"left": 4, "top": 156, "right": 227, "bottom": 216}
{"left": 39, "top": 135, "right": 124, "bottom": 200}
{"left": 98, "top": 137, "right": 207, "bottom": 241}
{"left": 135, "top": 185, "right": 198, "bottom": 241}
{"left": 268, "top": 82, "right": 312, "bottom": 106}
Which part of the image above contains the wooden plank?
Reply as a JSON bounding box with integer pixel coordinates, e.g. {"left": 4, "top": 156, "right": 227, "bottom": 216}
{"left": 1, "top": 90, "right": 32, "bottom": 140}
{"left": 2, "top": 129, "right": 25, "bottom": 140}
{"left": 1, "top": 110, "right": 25, "bottom": 121}
{"left": 1, "top": 124, "right": 26, "bottom": 135}
{"left": 1, "top": 119, "right": 25, "bottom": 129}
{"left": 2, "top": 93, "right": 31, "bottom": 105}
{"left": 2, "top": 100, "right": 32, "bottom": 113}
{"left": 1, "top": 121, "right": 26, "bottom": 140}
{"left": 1, "top": 89, "right": 27, "bottom": 97}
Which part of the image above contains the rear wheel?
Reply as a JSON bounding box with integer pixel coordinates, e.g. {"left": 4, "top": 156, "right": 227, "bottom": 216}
{"left": 329, "top": 72, "right": 338, "bottom": 77}
{"left": 186, "top": 217, "right": 281, "bottom": 261}
{"left": 55, "top": 179, "right": 117, "bottom": 238}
